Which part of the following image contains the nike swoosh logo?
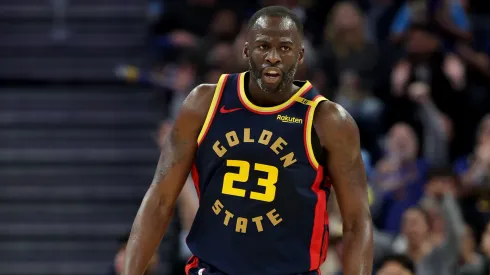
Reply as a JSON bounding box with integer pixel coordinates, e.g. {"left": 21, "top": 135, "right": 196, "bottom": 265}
{"left": 220, "top": 106, "right": 242, "bottom": 114}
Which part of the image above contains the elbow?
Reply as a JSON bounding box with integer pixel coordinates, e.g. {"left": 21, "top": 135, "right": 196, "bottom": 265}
{"left": 144, "top": 184, "right": 176, "bottom": 221}
{"left": 156, "top": 195, "right": 176, "bottom": 220}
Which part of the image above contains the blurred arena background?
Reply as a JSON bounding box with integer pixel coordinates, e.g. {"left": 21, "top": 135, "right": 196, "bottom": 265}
{"left": 2, "top": 0, "right": 490, "bottom": 274}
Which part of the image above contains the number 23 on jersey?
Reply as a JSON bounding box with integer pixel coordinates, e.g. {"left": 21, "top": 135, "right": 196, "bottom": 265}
{"left": 222, "top": 159, "right": 279, "bottom": 202}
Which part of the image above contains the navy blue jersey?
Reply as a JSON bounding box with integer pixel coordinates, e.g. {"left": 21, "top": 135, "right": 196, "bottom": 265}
{"left": 187, "top": 72, "right": 331, "bottom": 275}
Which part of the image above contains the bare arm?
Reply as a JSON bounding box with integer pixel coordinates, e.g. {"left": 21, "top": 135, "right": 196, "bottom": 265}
{"left": 314, "top": 102, "right": 373, "bottom": 275}
{"left": 123, "top": 84, "right": 215, "bottom": 275}
{"left": 418, "top": 97, "right": 450, "bottom": 166}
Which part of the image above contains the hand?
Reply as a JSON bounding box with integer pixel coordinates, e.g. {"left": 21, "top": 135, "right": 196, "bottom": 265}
{"left": 443, "top": 54, "right": 466, "bottom": 90}
{"left": 392, "top": 60, "right": 411, "bottom": 96}
{"left": 407, "top": 81, "right": 431, "bottom": 104}
{"left": 170, "top": 30, "right": 196, "bottom": 47}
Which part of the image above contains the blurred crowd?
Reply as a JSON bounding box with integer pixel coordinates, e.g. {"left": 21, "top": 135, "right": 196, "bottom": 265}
{"left": 114, "top": 0, "right": 490, "bottom": 274}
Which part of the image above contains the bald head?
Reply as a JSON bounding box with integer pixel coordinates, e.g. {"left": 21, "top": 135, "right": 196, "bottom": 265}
{"left": 247, "top": 6, "right": 303, "bottom": 37}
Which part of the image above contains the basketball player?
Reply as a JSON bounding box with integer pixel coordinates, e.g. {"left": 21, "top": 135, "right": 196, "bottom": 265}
{"left": 123, "top": 6, "right": 373, "bottom": 275}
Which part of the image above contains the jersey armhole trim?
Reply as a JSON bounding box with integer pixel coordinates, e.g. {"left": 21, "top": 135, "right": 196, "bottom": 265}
{"left": 197, "top": 74, "right": 229, "bottom": 145}
{"left": 304, "top": 95, "right": 328, "bottom": 170}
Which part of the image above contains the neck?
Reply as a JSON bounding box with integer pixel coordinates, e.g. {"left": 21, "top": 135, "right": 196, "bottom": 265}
{"left": 247, "top": 72, "right": 297, "bottom": 107}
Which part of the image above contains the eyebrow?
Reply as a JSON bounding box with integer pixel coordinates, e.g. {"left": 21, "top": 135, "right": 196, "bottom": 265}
{"left": 279, "top": 38, "right": 294, "bottom": 44}
{"left": 254, "top": 35, "right": 294, "bottom": 44}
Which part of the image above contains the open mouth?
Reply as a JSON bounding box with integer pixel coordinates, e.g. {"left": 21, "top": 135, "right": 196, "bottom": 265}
{"left": 262, "top": 69, "right": 281, "bottom": 84}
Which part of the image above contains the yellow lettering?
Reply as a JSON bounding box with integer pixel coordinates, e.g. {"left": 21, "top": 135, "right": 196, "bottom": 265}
{"left": 252, "top": 216, "right": 264, "bottom": 232}
{"left": 258, "top": 130, "right": 272, "bottom": 145}
{"left": 243, "top": 128, "right": 254, "bottom": 143}
{"left": 280, "top": 152, "right": 297, "bottom": 168}
{"left": 266, "top": 209, "right": 282, "bottom": 226}
{"left": 212, "top": 199, "right": 224, "bottom": 215}
{"left": 213, "top": 141, "right": 227, "bottom": 157}
{"left": 224, "top": 210, "right": 234, "bottom": 226}
{"left": 270, "top": 137, "right": 287, "bottom": 155}
{"left": 225, "top": 131, "right": 239, "bottom": 147}
{"left": 236, "top": 217, "right": 248, "bottom": 233}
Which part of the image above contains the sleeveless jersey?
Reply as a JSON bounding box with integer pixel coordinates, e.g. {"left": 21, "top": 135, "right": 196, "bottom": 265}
{"left": 186, "top": 72, "right": 331, "bottom": 275}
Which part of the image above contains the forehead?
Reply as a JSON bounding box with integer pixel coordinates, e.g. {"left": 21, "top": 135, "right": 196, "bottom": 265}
{"left": 249, "top": 16, "right": 300, "bottom": 42}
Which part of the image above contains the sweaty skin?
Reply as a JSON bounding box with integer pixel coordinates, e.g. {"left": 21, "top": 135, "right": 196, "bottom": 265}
{"left": 123, "top": 14, "right": 373, "bottom": 275}
{"left": 314, "top": 101, "right": 373, "bottom": 275}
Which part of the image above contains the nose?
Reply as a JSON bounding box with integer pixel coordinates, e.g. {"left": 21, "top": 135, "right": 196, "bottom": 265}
{"left": 265, "top": 48, "right": 281, "bottom": 65}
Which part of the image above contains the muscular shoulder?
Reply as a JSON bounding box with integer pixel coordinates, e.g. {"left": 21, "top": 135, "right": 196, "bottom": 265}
{"left": 174, "top": 83, "right": 218, "bottom": 137}
{"left": 183, "top": 83, "right": 217, "bottom": 114}
{"left": 312, "top": 101, "right": 361, "bottom": 151}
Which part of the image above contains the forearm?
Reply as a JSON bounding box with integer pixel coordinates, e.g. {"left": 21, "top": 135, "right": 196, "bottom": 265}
{"left": 419, "top": 102, "right": 449, "bottom": 165}
{"left": 440, "top": 193, "right": 465, "bottom": 242}
{"left": 123, "top": 185, "right": 175, "bottom": 275}
{"left": 342, "top": 217, "right": 374, "bottom": 275}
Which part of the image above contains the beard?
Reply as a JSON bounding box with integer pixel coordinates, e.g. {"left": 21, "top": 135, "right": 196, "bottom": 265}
{"left": 248, "top": 58, "right": 298, "bottom": 94}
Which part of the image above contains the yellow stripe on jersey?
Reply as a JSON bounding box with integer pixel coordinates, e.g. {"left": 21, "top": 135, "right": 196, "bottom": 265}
{"left": 197, "top": 74, "right": 228, "bottom": 144}
{"left": 305, "top": 95, "right": 328, "bottom": 169}
{"left": 238, "top": 72, "right": 313, "bottom": 113}
{"left": 295, "top": 96, "right": 315, "bottom": 106}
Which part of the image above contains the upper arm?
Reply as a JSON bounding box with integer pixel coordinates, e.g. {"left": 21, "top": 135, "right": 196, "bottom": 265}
{"left": 313, "top": 102, "right": 371, "bottom": 227}
{"left": 151, "top": 84, "right": 216, "bottom": 208}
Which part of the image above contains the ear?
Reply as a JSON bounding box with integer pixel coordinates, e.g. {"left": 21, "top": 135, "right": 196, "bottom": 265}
{"left": 298, "top": 46, "right": 305, "bottom": 65}
{"left": 243, "top": 42, "right": 249, "bottom": 59}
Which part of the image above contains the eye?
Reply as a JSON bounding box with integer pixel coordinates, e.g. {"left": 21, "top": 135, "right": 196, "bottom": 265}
{"left": 258, "top": 45, "right": 267, "bottom": 50}
{"left": 281, "top": 46, "right": 291, "bottom": 51}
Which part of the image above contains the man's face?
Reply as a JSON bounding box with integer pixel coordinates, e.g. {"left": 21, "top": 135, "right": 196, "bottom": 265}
{"left": 244, "top": 15, "right": 304, "bottom": 93}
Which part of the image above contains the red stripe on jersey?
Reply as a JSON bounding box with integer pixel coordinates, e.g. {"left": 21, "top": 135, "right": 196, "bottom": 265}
{"left": 191, "top": 164, "right": 201, "bottom": 200}
{"left": 309, "top": 166, "right": 327, "bottom": 270}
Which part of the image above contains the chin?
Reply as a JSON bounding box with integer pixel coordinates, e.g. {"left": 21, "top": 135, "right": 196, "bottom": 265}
{"left": 263, "top": 86, "right": 281, "bottom": 94}
{"left": 255, "top": 79, "right": 274, "bottom": 93}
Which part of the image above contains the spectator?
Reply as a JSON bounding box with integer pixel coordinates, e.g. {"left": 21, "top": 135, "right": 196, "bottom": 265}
{"left": 376, "top": 254, "right": 415, "bottom": 275}
{"left": 480, "top": 221, "right": 490, "bottom": 274}
{"left": 372, "top": 123, "right": 427, "bottom": 233}
{"left": 321, "top": 1, "right": 384, "bottom": 160}
{"left": 373, "top": 166, "right": 465, "bottom": 275}
{"left": 456, "top": 114, "right": 490, "bottom": 187}
{"left": 151, "top": 0, "right": 219, "bottom": 55}
{"left": 390, "top": 0, "right": 471, "bottom": 46}
{"left": 322, "top": 1, "right": 379, "bottom": 95}
{"left": 458, "top": 225, "right": 486, "bottom": 275}
{"left": 406, "top": 81, "right": 452, "bottom": 167}
{"left": 455, "top": 114, "right": 490, "bottom": 241}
